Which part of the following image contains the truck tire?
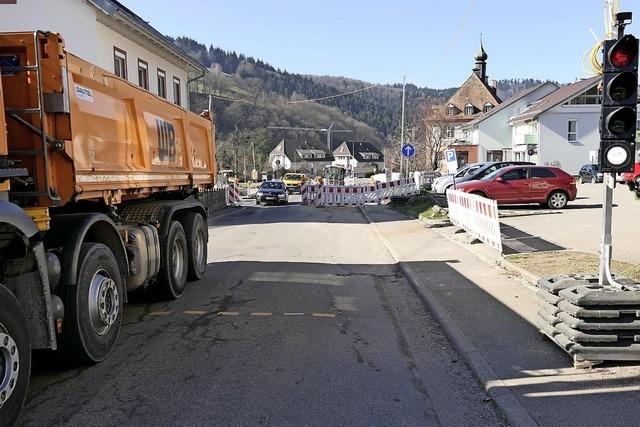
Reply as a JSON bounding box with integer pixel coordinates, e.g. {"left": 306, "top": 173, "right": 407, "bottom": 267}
{"left": 60, "top": 243, "right": 123, "bottom": 363}
{"left": 0, "top": 285, "right": 31, "bottom": 427}
{"left": 181, "top": 212, "right": 208, "bottom": 281}
{"left": 152, "top": 221, "right": 188, "bottom": 299}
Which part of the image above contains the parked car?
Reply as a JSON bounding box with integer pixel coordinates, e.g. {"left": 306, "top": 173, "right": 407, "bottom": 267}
{"left": 255, "top": 180, "right": 289, "bottom": 205}
{"left": 432, "top": 163, "right": 483, "bottom": 193}
{"left": 622, "top": 162, "right": 640, "bottom": 192}
{"left": 577, "top": 164, "right": 603, "bottom": 183}
{"left": 282, "top": 173, "right": 307, "bottom": 193}
{"left": 456, "top": 165, "right": 577, "bottom": 209}
{"left": 433, "top": 161, "right": 535, "bottom": 194}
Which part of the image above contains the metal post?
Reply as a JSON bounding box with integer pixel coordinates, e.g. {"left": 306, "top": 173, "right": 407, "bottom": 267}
{"left": 400, "top": 76, "right": 406, "bottom": 176}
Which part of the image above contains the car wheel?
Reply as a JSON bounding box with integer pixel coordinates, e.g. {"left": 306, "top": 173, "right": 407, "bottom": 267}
{"left": 0, "top": 285, "right": 31, "bottom": 426}
{"left": 546, "top": 190, "right": 568, "bottom": 209}
{"left": 60, "top": 243, "right": 123, "bottom": 362}
{"left": 255, "top": 199, "right": 260, "bottom": 205}
{"left": 578, "top": 175, "right": 584, "bottom": 184}
{"left": 590, "top": 175, "right": 596, "bottom": 184}
{"left": 181, "top": 212, "right": 208, "bottom": 281}
{"left": 149, "top": 221, "right": 189, "bottom": 300}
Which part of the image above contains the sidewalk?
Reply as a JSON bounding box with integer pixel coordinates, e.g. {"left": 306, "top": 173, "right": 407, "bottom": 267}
{"left": 363, "top": 205, "right": 640, "bottom": 427}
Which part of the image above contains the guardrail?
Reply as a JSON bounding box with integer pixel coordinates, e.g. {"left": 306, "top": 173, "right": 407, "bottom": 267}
{"left": 446, "top": 189, "right": 502, "bottom": 253}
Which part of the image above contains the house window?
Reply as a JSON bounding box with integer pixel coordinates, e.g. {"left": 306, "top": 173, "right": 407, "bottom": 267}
{"left": 137, "top": 59, "right": 149, "bottom": 90}
{"left": 113, "top": 47, "right": 127, "bottom": 79}
{"left": 157, "top": 69, "right": 166, "bottom": 98}
{"left": 173, "top": 77, "right": 181, "bottom": 106}
{"left": 567, "top": 86, "right": 602, "bottom": 105}
{"left": 567, "top": 119, "right": 577, "bottom": 142}
{"left": 483, "top": 103, "right": 493, "bottom": 113}
{"left": 464, "top": 104, "right": 474, "bottom": 115}
{"left": 486, "top": 150, "right": 503, "bottom": 162}
{"left": 447, "top": 105, "right": 457, "bottom": 116}
{"left": 445, "top": 126, "right": 454, "bottom": 138}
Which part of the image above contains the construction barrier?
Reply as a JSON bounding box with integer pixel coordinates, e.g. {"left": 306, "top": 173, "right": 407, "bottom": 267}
{"left": 302, "top": 179, "right": 418, "bottom": 207}
{"left": 446, "top": 189, "right": 502, "bottom": 253}
{"left": 225, "top": 183, "right": 240, "bottom": 206}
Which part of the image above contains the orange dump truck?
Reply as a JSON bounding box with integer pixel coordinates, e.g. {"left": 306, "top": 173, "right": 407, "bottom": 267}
{"left": 0, "top": 31, "right": 216, "bottom": 423}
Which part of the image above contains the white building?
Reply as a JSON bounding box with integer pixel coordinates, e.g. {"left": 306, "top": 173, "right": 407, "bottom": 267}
{"left": 0, "top": 0, "right": 205, "bottom": 109}
{"left": 459, "top": 82, "right": 558, "bottom": 162}
{"left": 269, "top": 140, "right": 334, "bottom": 174}
{"left": 509, "top": 76, "right": 601, "bottom": 175}
{"left": 333, "top": 142, "right": 384, "bottom": 177}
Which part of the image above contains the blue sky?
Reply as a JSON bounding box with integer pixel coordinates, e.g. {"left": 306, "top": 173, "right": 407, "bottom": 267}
{"left": 126, "top": 0, "right": 640, "bottom": 88}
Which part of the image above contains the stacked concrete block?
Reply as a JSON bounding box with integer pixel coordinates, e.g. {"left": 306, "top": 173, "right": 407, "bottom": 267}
{"left": 535, "top": 274, "right": 640, "bottom": 367}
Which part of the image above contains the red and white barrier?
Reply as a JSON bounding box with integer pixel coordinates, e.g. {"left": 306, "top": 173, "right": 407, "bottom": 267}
{"left": 446, "top": 189, "right": 502, "bottom": 253}
{"left": 303, "top": 179, "right": 417, "bottom": 207}
{"left": 225, "top": 183, "right": 240, "bottom": 206}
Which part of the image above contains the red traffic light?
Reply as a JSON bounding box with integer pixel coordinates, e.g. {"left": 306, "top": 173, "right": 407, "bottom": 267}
{"left": 609, "top": 35, "right": 638, "bottom": 68}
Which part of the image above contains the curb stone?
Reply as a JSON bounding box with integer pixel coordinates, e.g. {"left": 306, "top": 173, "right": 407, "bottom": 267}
{"left": 358, "top": 206, "right": 538, "bottom": 427}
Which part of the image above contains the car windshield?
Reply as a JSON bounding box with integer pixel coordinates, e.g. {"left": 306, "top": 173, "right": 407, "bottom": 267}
{"left": 260, "top": 182, "right": 284, "bottom": 189}
{"left": 454, "top": 166, "right": 476, "bottom": 178}
{"left": 285, "top": 174, "right": 303, "bottom": 180}
{"left": 481, "top": 169, "right": 503, "bottom": 181}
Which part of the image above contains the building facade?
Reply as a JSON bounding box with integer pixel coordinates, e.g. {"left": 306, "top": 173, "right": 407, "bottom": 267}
{"left": 509, "top": 76, "right": 601, "bottom": 175}
{"left": 332, "top": 141, "right": 384, "bottom": 177}
{"left": 0, "top": 0, "right": 205, "bottom": 108}
{"left": 459, "top": 81, "right": 559, "bottom": 162}
{"left": 439, "top": 41, "right": 502, "bottom": 166}
{"left": 269, "top": 140, "right": 334, "bottom": 175}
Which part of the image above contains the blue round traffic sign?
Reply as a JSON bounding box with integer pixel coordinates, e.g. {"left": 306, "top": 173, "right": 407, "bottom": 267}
{"left": 402, "top": 144, "right": 415, "bottom": 158}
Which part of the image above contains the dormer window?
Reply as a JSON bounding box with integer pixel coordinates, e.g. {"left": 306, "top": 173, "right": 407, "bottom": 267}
{"left": 447, "top": 104, "right": 457, "bottom": 116}
{"left": 483, "top": 102, "right": 493, "bottom": 113}
{"left": 464, "top": 103, "right": 475, "bottom": 115}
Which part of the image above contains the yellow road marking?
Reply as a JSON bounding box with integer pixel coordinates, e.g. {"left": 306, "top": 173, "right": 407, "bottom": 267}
{"left": 149, "top": 311, "right": 171, "bottom": 316}
{"left": 312, "top": 313, "right": 336, "bottom": 318}
{"left": 184, "top": 310, "right": 206, "bottom": 315}
{"left": 218, "top": 311, "right": 240, "bottom": 316}
{"left": 283, "top": 312, "right": 305, "bottom": 316}
{"left": 250, "top": 312, "right": 273, "bottom": 317}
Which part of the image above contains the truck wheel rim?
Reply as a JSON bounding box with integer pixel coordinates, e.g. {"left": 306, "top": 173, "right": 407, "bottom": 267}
{"left": 550, "top": 193, "right": 566, "bottom": 208}
{"left": 172, "top": 239, "right": 185, "bottom": 281}
{"left": 0, "top": 324, "right": 19, "bottom": 409}
{"left": 195, "top": 228, "right": 205, "bottom": 268}
{"left": 88, "top": 269, "right": 120, "bottom": 336}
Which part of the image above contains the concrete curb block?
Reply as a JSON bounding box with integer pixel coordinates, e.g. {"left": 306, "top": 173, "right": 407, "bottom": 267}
{"left": 498, "top": 258, "right": 541, "bottom": 285}
{"left": 358, "top": 206, "right": 538, "bottom": 427}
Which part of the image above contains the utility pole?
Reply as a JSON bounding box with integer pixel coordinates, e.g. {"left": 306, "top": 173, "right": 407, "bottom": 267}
{"left": 400, "top": 76, "right": 406, "bottom": 176}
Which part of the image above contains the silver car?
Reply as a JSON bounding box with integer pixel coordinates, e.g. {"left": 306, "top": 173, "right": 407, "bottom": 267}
{"left": 432, "top": 164, "right": 483, "bottom": 194}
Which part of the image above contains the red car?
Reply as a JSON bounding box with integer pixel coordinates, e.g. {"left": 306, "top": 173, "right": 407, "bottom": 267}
{"left": 456, "top": 165, "right": 577, "bottom": 209}
{"left": 622, "top": 162, "right": 640, "bottom": 192}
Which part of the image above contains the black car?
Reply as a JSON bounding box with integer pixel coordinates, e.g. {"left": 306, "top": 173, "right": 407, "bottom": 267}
{"left": 255, "top": 180, "right": 289, "bottom": 205}
{"left": 578, "top": 164, "right": 603, "bottom": 184}
{"left": 444, "top": 161, "right": 535, "bottom": 192}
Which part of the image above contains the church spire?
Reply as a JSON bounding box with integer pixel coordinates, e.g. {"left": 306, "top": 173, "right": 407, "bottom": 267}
{"left": 473, "top": 34, "right": 487, "bottom": 83}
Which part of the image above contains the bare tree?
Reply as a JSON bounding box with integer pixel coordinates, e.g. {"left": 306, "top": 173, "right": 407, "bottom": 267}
{"left": 412, "top": 100, "right": 449, "bottom": 171}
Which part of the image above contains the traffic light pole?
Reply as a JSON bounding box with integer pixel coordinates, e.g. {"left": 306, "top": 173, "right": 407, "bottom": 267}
{"left": 598, "top": 11, "right": 635, "bottom": 289}
{"left": 599, "top": 174, "right": 623, "bottom": 288}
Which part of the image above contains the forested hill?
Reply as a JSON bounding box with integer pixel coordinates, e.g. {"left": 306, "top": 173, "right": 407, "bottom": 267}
{"left": 172, "top": 36, "right": 546, "bottom": 170}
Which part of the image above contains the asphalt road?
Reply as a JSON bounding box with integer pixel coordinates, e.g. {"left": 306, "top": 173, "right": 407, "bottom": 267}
{"left": 20, "top": 198, "right": 504, "bottom": 426}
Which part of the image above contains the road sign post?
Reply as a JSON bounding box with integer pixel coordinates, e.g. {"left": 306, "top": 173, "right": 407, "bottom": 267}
{"left": 444, "top": 148, "right": 458, "bottom": 189}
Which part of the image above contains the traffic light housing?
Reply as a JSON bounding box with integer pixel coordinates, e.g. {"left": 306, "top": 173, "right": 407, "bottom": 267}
{"left": 599, "top": 34, "right": 639, "bottom": 172}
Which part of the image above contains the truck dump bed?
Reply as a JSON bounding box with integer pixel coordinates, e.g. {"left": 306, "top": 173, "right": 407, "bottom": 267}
{"left": 0, "top": 31, "right": 216, "bottom": 207}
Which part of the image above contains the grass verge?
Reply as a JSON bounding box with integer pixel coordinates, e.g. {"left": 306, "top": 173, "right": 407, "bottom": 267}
{"left": 506, "top": 250, "right": 640, "bottom": 282}
{"left": 391, "top": 194, "right": 449, "bottom": 221}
